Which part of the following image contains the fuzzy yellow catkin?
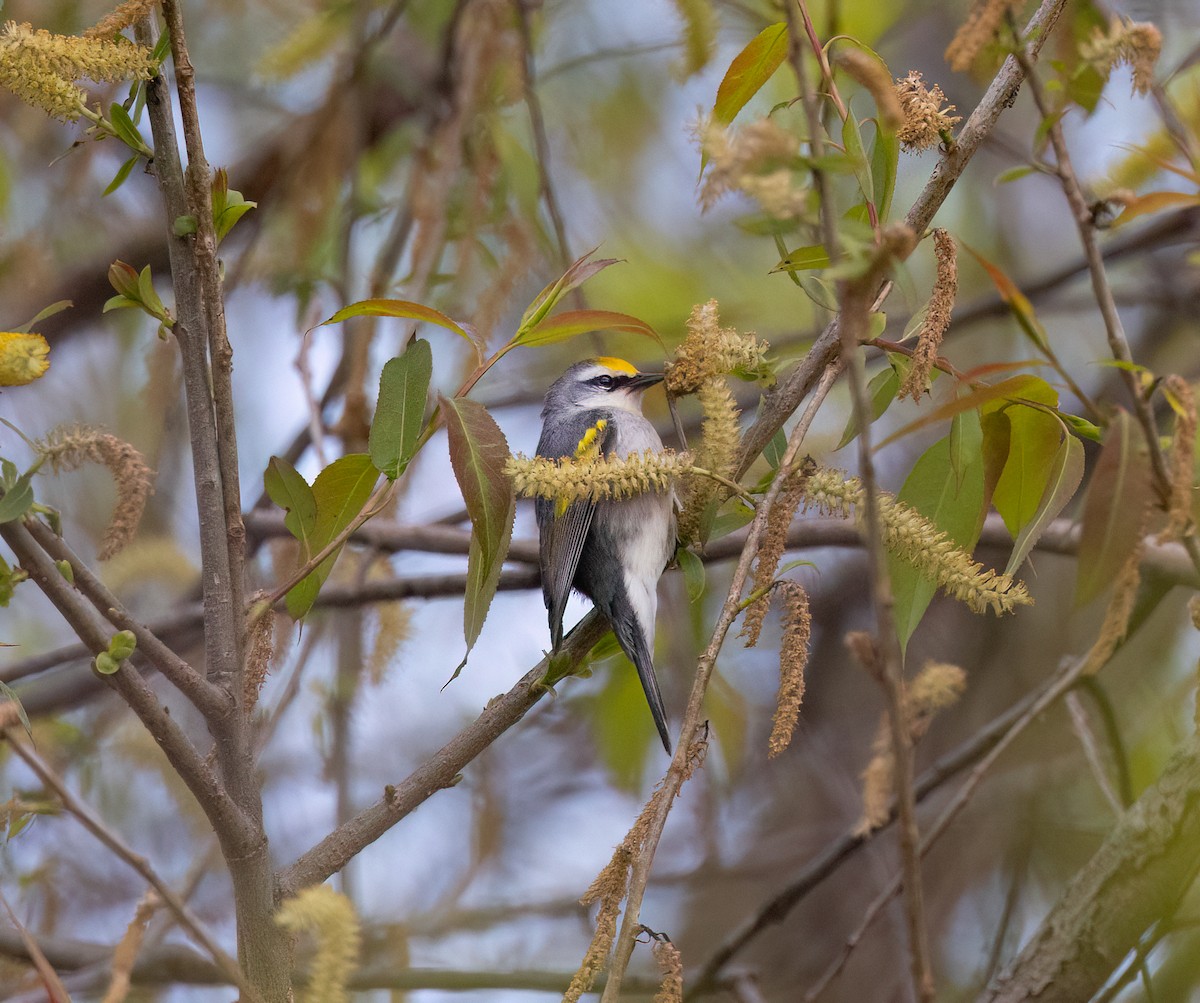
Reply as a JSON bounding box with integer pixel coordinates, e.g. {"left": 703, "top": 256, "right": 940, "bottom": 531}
{"left": 697, "top": 119, "right": 803, "bottom": 216}
{"left": 769, "top": 581, "right": 811, "bottom": 758}
{"left": 83, "top": 0, "right": 161, "bottom": 39}
{"left": 677, "top": 378, "right": 740, "bottom": 546}
{"left": 652, "top": 936, "right": 685, "bottom": 1003}
{"left": 1081, "top": 544, "right": 1143, "bottom": 676}
{"left": 1081, "top": 18, "right": 1163, "bottom": 96}
{"left": 802, "top": 468, "right": 1032, "bottom": 615}
{"left": 506, "top": 450, "right": 691, "bottom": 507}
{"left": 101, "top": 890, "right": 159, "bottom": 1003}
{"left": 741, "top": 469, "right": 810, "bottom": 647}
{"left": 856, "top": 661, "right": 966, "bottom": 833}
{"left": 666, "top": 299, "right": 769, "bottom": 396}
{"left": 275, "top": 886, "right": 361, "bottom": 1003}
{"left": 1159, "top": 375, "right": 1196, "bottom": 544}
{"left": 37, "top": 425, "right": 155, "bottom": 559}
{"left": 944, "top": 0, "right": 1026, "bottom": 73}
{"left": 0, "top": 332, "right": 51, "bottom": 385}
{"left": 901, "top": 228, "right": 958, "bottom": 401}
{"left": 243, "top": 596, "right": 276, "bottom": 713}
{"left": 893, "top": 71, "right": 961, "bottom": 152}
{"left": 838, "top": 49, "right": 904, "bottom": 129}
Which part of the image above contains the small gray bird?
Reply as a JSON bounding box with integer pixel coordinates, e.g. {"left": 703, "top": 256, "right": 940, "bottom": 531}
{"left": 535, "top": 357, "right": 676, "bottom": 753}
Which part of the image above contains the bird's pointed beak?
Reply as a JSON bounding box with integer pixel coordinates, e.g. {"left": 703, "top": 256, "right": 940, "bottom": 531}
{"left": 628, "top": 371, "right": 665, "bottom": 391}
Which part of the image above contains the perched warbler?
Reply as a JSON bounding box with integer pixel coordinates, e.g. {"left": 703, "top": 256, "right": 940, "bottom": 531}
{"left": 535, "top": 357, "right": 676, "bottom": 753}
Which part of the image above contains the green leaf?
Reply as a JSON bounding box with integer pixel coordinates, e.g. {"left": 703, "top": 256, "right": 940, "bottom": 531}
{"left": 514, "top": 250, "right": 620, "bottom": 338}
{"left": 771, "top": 244, "right": 831, "bottom": 273}
{"left": 103, "top": 155, "right": 138, "bottom": 196}
{"left": 172, "top": 214, "right": 198, "bottom": 236}
{"left": 137, "top": 265, "right": 169, "bottom": 321}
{"left": 678, "top": 547, "right": 706, "bottom": 602}
{"left": 103, "top": 295, "right": 140, "bottom": 314}
{"left": 842, "top": 109, "right": 873, "bottom": 206}
{"left": 763, "top": 427, "right": 788, "bottom": 469}
{"left": 0, "top": 679, "right": 31, "bottom": 736}
{"left": 1075, "top": 411, "right": 1154, "bottom": 606}
{"left": 994, "top": 164, "right": 1039, "bottom": 185}
{"left": 869, "top": 124, "right": 899, "bottom": 223}
{"left": 263, "top": 458, "right": 319, "bottom": 549}
{"left": 319, "top": 299, "right": 477, "bottom": 355}
{"left": 0, "top": 471, "right": 34, "bottom": 523}
{"left": 796, "top": 274, "right": 840, "bottom": 312}
{"left": 989, "top": 385, "right": 1062, "bottom": 538}
{"left": 837, "top": 363, "right": 899, "bottom": 450}
{"left": 514, "top": 309, "right": 661, "bottom": 349}
{"left": 108, "top": 102, "right": 148, "bottom": 154}
{"left": 0, "top": 553, "right": 28, "bottom": 606}
{"left": 369, "top": 339, "right": 432, "bottom": 479}
{"left": 889, "top": 410, "right": 985, "bottom": 652}
{"left": 14, "top": 300, "right": 72, "bottom": 334}
{"left": 442, "top": 396, "right": 516, "bottom": 668}
{"left": 286, "top": 453, "right": 378, "bottom": 619}
{"left": 712, "top": 23, "right": 788, "bottom": 129}
{"left": 1005, "top": 424, "right": 1084, "bottom": 575}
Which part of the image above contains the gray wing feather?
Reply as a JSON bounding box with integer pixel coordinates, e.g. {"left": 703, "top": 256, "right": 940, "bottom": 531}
{"left": 535, "top": 410, "right": 612, "bottom": 648}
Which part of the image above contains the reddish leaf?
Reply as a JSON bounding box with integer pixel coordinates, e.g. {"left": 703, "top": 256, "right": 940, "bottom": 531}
{"left": 442, "top": 396, "right": 516, "bottom": 666}
{"left": 712, "top": 23, "right": 788, "bottom": 128}
{"left": 1075, "top": 411, "right": 1153, "bottom": 606}
{"left": 1112, "top": 190, "right": 1200, "bottom": 228}
{"left": 515, "top": 249, "right": 621, "bottom": 337}
{"left": 963, "top": 244, "right": 1050, "bottom": 353}
{"left": 319, "top": 299, "right": 478, "bottom": 356}
{"left": 876, "top": 374, "right": 1046, "bottom": 448}
{"left": 516, "top": 309, "right": 662, "bottom": 349}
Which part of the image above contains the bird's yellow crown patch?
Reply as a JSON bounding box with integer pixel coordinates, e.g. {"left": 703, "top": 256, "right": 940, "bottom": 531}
{"left": 592, "top": 356, "right": 637, "bottom": 375}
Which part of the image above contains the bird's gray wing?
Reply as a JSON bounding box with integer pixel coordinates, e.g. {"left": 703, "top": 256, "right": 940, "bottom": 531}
{"left": 535, "top": 410, "right": 612, "bottom": 649}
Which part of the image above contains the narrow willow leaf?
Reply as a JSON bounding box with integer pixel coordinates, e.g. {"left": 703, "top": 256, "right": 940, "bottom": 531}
{"left": 837, "top": 364, "right": 899, "bottom": 450}
{"left": 964, "top": 244, "right": 1050, "bottom": 354}
{"left": 442, "top": 396, "right": 516, "bottom": 666}
{"left": 515, "top": 250, "right": 620, "bottom": 337}
{"left": 869, "top": 125, "right": 899, "bottom": 223}
{"left": 796, "top": 274, "right": 840, "bottom": 312}
{"left": 515, "top": 309, "right": 660, "bottom": 348}
{"left": 678, "top": 547, "right": 706, "bottom": 602}
{"left": 842, "top": 109, "right": 874, "bottom": 206}
{"left": 369, "top": 339, "right": 432, "bottom": 479}
{"left": 263, "top": 456, "right": 317, "bottom": 558}
{"left": 320, "top": 299, "right": 477, "bottom": 354}
{"left": 877, "top": 374, "right": 1049, "bottom": 448}
{"left": 1112, "top": 190, "right": 1200, "bottom": 227}
{"left": 1005, "top": 425, "right": 1084, "bottom": 576}
{"left": 712, "top": 23, "right": 788, "bottom": 128}
{"left": 287, "top": 453, "right": 378, "bottom": 619}
{"left": 771, "top": 244, "right": 831, "bottom": 273}
{"left": 889, "top": 411, "right": 985, "bottom": 652}
{"left": 1075, "top": 411, "right": 1154, "bottom": 606}
{"left": 14, "top": 301, "right": 71, "bottom": 334}
{"left": 103, "top": 155, "right": 138, "bottom": 197}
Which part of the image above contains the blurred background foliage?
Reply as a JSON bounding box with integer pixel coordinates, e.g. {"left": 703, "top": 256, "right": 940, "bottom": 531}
{"left": 2, "top": 0, "right": 1200, "bottom": 999}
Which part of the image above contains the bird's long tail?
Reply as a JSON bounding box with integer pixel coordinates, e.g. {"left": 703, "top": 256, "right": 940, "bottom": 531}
{"left": 611, "top": 604, "right": 672, "bottom": 754}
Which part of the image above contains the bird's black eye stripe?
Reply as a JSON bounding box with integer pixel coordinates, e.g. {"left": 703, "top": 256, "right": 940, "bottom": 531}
{"left": 592, "top": 374, "right": 622, "bottom": 390}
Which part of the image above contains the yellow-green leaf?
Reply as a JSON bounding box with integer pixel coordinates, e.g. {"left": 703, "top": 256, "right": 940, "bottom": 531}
{"left": 515, "top": 309, "right": 661, "bottom": 349}
{"left": 712, "top": 23, "right": 788, "bottom": 128}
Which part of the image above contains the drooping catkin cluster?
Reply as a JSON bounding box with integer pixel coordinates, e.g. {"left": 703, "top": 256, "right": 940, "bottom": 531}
{"left": 944, "top": 0, "right": 1026, "bottom": 73}
{"left": 677, "top": 379, "right": 741, "bottom": 546}
{"left": 665, "top": 300, "right": 770, "bottom": 396}
{"left": 741, "top": 466, "right": 811, "bottom": 647}
{"left": 83, "top": 0, "right": 161, "bottom": 39}
{"left": 856, "top": 661, "right": 966, "bottom": 834}
{"left": 0, "top": 20, "right": 156, "bottom": 121}
{"left": 505, "top": 450, "right": 692, "bottom": 508}
{"left": 893, "top": 71, "right": 961, "bottom": 152}
{"left": 901, "top": 228, "right": 958, "bottom": 401}
{"left": 837, "top": 50, "right": 904, "bottom": 130}
{"left": 802, "top": 468, "right": 1032, "bottom": 615}
{"left": 1081, "top": 18, "right": 1163, "bottom": 96}
{"left": 769, "top": 581, "right": 811, "bottom": 758}
{"left": 1159, "top": 375, "right": 1196, "bottom": 543}
{"left": 275, "top": 885, "right": 362, "bottom": 1003}
{"left": 697, "top": 118, "right": 806, "bottom": 219}
{"left": 244, "top": 595, "right": 276, "bottom": 713}
{"left": 565, "top": 739, "right": 707, "bottom": 1001}
{"left": 102, "top": 890, "right": 159, "bottom": 1003}
{"left": 652, "top": 935, "right": 684, "bottom": 1003}
{"left": 37, "top": 425, "right": 154, "bottom": 559}
{"left": 1081, "top": 544, "right": 1143, "bottom": 676}
{"left": 670, "top": 0, "right": 717, "bottom": 80}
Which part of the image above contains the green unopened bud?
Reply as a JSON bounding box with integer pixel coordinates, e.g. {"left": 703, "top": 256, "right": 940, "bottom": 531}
{"left": 107, "top": 629, "right": 137, "bottom": 660}
{"left": 54, "top": 559, "right": 73, "bottom": 583}
{"left": 94, "top": 651, "right": 120, "bottom": 675}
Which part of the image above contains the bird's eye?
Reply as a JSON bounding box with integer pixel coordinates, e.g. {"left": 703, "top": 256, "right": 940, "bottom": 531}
{"left": 595, "top": 375, "right": 616, "bottom": 390}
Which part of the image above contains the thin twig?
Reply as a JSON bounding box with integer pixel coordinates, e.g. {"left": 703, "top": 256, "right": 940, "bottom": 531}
{"left": 599, "top": 363, "right": 841, "bottom": 1002}
{"left": 1013, "top": 42, "right": 1200, "bottom": 579}
{"left": 4, "top": 732, "right": 256, "bottom": 1001}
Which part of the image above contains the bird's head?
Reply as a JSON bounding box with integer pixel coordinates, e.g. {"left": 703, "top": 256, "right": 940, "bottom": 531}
{"left": 541, "top": 357, "right": 664, "bottom": 416}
